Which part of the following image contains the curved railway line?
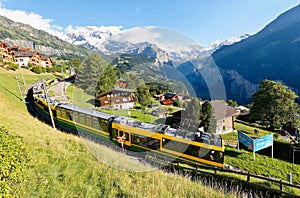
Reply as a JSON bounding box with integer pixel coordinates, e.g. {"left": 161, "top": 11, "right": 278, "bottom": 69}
{"left": 26, "top": 80, "right": 300, "bottom": 198}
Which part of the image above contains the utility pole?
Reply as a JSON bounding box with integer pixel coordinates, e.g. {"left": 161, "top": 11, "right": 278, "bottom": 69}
{"left": 21, "top": 72, "right": 26, "bottom": 85}
{"left": 16, "top": 76, "right": 25, "bottom": 102}
{"left": 62, "top": 68, "right": 65, "bottom": 95}
{"left": 40, "top": 68, "right": 56, "bottom": 130}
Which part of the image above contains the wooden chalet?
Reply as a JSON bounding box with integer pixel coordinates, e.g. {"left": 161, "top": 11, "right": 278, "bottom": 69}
{"left": 95, "top": 87, "right": 135, "bottom": 110}
{"left": 41, "top": 56, "right": 53, "bottom": 67}
{"left": 0, "top": 42, "right": 15, "bottom": 62}
{"left": 15, "top": 51, "right": 42, "bottom": 67}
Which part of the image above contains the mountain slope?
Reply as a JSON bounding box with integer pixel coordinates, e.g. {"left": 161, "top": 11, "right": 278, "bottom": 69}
{"left": 212, "top": 4, "right": 300, "bottom": 103}
{"left": 0, "top": 15, "right": 89, "bottom": 58}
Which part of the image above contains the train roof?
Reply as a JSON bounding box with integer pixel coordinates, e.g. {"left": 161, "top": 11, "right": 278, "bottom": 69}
{"left": 114, "top": 116, "right": 197, "bottom": 141}
{"left": 114, "top": 116, "right": 223, "bottom": 146}
{"left": 58, "top": 103, "right": 115, "bottom": 120}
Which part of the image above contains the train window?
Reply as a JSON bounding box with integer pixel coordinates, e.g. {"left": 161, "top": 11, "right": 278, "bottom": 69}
{"left": 210, "top": 151, "right": 224, "bottom": 163}
{"left": 184, "top": 145, "right": 200, "bottom": 157}
{"left": 56, "top": 108, "right": 62, "bottom": 117}
{"left": 86, "top": 115, "right": 92, "bottom": 127}
{"left": 73, "top": 112, "right": 79, "bottom": 122}
{"left": 132, "top": 134, "right": 160, "bottom": 150}
{"left": 99, "top": 118, "right": 109, "bottom": 132}
{"left": 93, "top": 117, "right": 100, "bottom": 129}
{"left": 162, "top": 138, "right": 188, "bottom": 153}
{"left": 111, "top": 128, "right": 118, "bottom": 138}
{"left": 66, "top": 110, "right": 72, "bottom": 120}
{"left": 125, "top": 132, "right": 129, "bottom": 141}
{"left": 79, "top": 113, "right": 85, "bottom": 124}
{"left": 61, "top": 109, "right": 66, "bottom": 119}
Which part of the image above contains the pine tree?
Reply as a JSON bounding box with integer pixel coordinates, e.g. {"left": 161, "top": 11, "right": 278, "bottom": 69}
{"left": 135, "top": 84, "right": 152, "bottom": 110}
{"left": 76, "top": 52, "right": 108, "bottom": 95}
{"left": 96, "top": 65, "right": 118, "bottom": 95}
{"left": 200, "top": 101, "right": 216, "bottom": 133}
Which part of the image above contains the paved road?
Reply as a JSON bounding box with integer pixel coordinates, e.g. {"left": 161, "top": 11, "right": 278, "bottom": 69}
{"left": 48, "top": 80, "right": 70, "bottom": 102}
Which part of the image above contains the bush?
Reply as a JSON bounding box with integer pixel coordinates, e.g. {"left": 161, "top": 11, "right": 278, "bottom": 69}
{"left": 31, "top": 66, "right": 45, "bottom": 74}
{"left": 46, "top": 67, "right": 53, "bottom": 73}
{"left": 31, "top": 66, "right": 41, "bottom": 74}
{"left": 8, "top": 62, "right": 19, "bottom": 71}
{"left": 0, "top": 126, "right": 30, "bottom": 197}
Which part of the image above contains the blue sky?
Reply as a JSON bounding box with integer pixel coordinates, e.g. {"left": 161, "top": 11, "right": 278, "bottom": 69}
{"left": 1, "top": 0, "right": 300, "bottom": 47}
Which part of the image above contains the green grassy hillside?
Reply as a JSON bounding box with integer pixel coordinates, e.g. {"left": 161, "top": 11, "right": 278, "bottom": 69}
{"left": 0, "top": 69, "right": 234, "bottom": 197}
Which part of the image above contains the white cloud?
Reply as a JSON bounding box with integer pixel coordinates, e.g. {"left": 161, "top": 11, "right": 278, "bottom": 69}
{"left": 112, "top": 26, "right": 161, "bottom": 44}
{"left": 0, "top": 7, "right": 67, "bottom": 40}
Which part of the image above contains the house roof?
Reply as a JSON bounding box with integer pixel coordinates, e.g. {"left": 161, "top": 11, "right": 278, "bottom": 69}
{"left": 15, "top": 51, "right": 39, "bottom": 58}
{"left": 161, "top": 99, "right": 174, "bottom": 105}
{"left": 211, "top": 100, "right": 240, "bottom": 120}
{"left": 41, "top": 55, "right": 51, "bottom": 61}
{"left": 96, "top": 87, "right": 134, "bottom": 98}
{"left": 0, "top": 42, "right": 9, "bottom": 48}
{"left": 11, "top": 46, "right": 33, "bottom": 52}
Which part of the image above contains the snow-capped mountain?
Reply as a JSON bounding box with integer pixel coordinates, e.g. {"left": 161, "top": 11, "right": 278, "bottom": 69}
{"left": 64, "top": 26, "right": 207, "bottom": 63}
{"left": 65, "top": 25, "right": 123, "bottom": 50}
{"left": 206, "top": 34, "right": 251, "bottom": 53}
{"left": 64, "top": 25, "right": 249, "bottom": 63}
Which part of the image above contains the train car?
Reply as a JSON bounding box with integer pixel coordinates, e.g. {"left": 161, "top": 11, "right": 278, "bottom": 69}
{"left": 31, "top": 89, "right": 224, "bottom": 168}
{"left": 55, "top": 103, "right": 115, "bottom": 141}
{"left": 111, "top": 116, "right": 224, "bottom": 168}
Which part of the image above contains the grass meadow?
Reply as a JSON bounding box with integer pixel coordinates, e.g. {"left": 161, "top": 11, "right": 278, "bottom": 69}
{"left": 0, "top": 69, "right": 235, "bottom": 197}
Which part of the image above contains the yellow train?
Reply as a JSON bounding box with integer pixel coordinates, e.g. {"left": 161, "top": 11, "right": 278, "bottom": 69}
{"left": 32, "top": 91, "right": 225, "bottom": 168}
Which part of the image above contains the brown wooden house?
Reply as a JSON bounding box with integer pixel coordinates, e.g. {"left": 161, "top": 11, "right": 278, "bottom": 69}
{"left": 95, "top": 88, "right": 135, "bottom": 110}
{"left": 0, "top": 42, "right": 15, "bottom": 62}
{"left": 15, "top": 51, "right": 42, "bottom": 67}
{"left": 41, "top": 56, "right": 53, "bottom": 67}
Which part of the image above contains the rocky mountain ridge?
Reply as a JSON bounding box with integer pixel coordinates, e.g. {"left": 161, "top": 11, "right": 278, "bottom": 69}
{"left": 0, "top": 15, "right": 88, "bottom": 58}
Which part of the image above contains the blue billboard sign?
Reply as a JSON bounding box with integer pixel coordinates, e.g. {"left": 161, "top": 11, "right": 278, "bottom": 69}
{"left": 238, "top": 130, "right": 273, "bottom": 160}
{"left": 238, "top": 130, "right": 253, "bottom": 150}
{"left": 253, "top": 134, "right": 273, "bottom": 152}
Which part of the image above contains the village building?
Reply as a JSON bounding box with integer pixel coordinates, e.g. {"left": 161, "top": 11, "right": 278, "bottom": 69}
{"left": 41, "top": 55, "right": 53, "bottom": 67}
{"left": 15, "top": 51, "right": 42, "bottom": 67}
{"left": 151, "top": 108, "right": 169, "bottom": 118}
{"left": 0, "top": 42, "right": 16, "bottom": 62}
{"left": 211, "top": 100, "right": 240, "bottom": 134}
{"left": 167, "top": 100, "right": 240, "bottom": 134}
{"left": 95, "top": 87, "right": 135, "bottom": 110}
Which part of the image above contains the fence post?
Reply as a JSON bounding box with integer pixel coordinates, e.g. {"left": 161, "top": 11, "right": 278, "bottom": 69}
{"left": 247, "top": 171, "right": 250, "bottom": 182}
{"left": 280, "top": 180, "right": 283, "bottom": 192}
{"left": 214, "top": 168, "right": 217, "bottom": 175}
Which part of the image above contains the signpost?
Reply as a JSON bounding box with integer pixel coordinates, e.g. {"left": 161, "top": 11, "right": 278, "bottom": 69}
{"left": 238, "top": 130, "right": 273, "bottom": 160}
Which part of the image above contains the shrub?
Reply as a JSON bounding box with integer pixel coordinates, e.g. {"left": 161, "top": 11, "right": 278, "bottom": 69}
{"left": 46, "top": 67, "right": 53, "bottom": 73}
{"left": 0, "top": 126, "right": 30, "bottom": 197}
{"left": 27, "top": 63, "right": 34, "bottom": 68}
{"left": 8, "top": 62, "right": 19, "bottom": 71}
{"left": 31, "top": 66, "right": 41, "bottom": 74}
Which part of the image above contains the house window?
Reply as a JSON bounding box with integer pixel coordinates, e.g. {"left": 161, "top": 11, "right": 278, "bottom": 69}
{"left": 104, "top": 101, "right": 108, "bottom": 104}
{"left": 116, "top": 99, "right": 120, "bottom": 102}
{"left": 123, "top": 98, "right": 128, "bottom": 102}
